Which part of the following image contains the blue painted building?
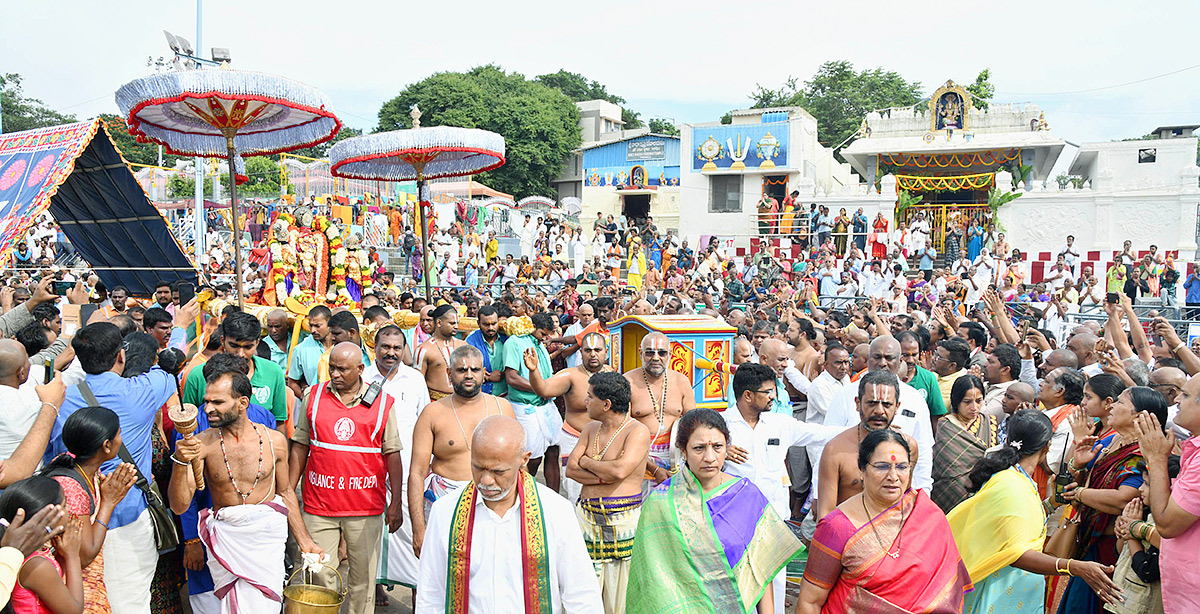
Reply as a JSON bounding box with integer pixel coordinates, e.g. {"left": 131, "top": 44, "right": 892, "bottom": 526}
{"left": 578, "top": 132, "right": 683, "bottom": 230}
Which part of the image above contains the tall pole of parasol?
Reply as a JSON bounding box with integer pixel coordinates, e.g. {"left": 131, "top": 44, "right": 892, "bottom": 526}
{"left": 415, "top": 168, "right": 434, "bottom": 300}
{"left": 221, "top": 127, "right": 245, "bottom": 308}
{"left": 410, "top": 106, "right": 435, "bottom": 300}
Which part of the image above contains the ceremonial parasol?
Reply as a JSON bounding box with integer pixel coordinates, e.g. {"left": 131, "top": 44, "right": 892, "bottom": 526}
{"left": 329, "top": 106, "right": 505, "bottom": 298}
{"left": 116, "top": 69, "right": 341, "bottom": 306}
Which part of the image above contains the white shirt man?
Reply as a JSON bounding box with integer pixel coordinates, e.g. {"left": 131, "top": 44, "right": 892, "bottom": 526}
{"left": 820, "top": 381, "right": 934, "bottom": 491}
{"left": 807, "top": 368, "right": 850, "bottom": 425}
{"left": 1059, "top": 240, "right": 1080, "bottom": 274}
{"left": 952, "top": 254, "right": 972, "bottom": 277}
{"left": 416, "top": 479, "right": 601, "bottom": 614}
{"left": 834, "top": 275, "right": 859, "bottom": 301}
{"left": 1045, "top": 263, "right": 1070, "bottom": 291}
{"left": 0, "top": 378, "right": 43, "bottom": 462}
{"left": 502, "top": 260, "right": 519, "bottom": 284}
{"left": 722, "top": 364, "right": 843, "bottom": 614}
{"left": 973, "top": 251, "right": 996, "bottom": 285}
{"left": 910, "top": 217, "right": 930, "bottom": 252}
{"left": 818, "top": 265, "right": 840, "bottom": 305}
{"left": 364, "top": 354, "right": 430, "bottom": 590}
{"left": 861, "top": 267, "right": 889, "bottom": 299}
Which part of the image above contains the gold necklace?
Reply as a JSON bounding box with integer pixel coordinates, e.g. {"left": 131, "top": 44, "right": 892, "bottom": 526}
{"left": 862, "top": 495, "right": 906, "bottom": 559}
{"left": 592, "top": 415, "right": 632, "bottom": 460}
{"left": 644, "top": 369, "right": 668, "bottom": 427}
{"left": 74, "top": 465, "right": 97, "bottom": 499}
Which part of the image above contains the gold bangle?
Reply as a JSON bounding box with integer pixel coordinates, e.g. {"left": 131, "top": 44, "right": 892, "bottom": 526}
{"left": 1171, "top": 343, "right": 1185, "bottom": 354}
{"left": 1065, "top": 560, "right": 1074, "bottom": 576}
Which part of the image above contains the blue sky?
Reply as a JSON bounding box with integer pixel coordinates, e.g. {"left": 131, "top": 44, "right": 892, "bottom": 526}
{"left": 5, "top": 0, "right": 1198, "bottom": 148}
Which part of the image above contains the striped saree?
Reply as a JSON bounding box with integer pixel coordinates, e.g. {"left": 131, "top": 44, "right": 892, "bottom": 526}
{"left": 625, "top": 467, "right": 802, "bottom": 614}
{"left": 931, "top": 414, "right": 1000, "bottom": 513}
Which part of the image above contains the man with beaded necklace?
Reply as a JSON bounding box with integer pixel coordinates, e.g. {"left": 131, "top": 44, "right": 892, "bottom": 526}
{"left": 170, "top": 369, "right": 321, "bottom": 614}
{"left": 415, "top": 304, "right": 467, "bottom": 401}
{"left": 624, "top": 332, "right": 695, "bottom": 491}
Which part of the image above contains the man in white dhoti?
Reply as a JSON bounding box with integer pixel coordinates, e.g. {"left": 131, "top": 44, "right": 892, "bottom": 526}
{"left": 416, "top": 416, "right": 602, "bottom": 614}
{"left": 366, "top": 326, "right": 429, "bottom": 605}
{"left": 170, "top": 370, "right": 322, "bottom": 614}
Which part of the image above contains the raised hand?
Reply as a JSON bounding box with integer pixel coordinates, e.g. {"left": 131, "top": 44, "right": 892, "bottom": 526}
{"left": 1135, "top": 413, "right": 1175, "bottom": 464}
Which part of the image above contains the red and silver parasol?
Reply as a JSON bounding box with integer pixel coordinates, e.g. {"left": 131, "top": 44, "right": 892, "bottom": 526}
{"left": 116, "top": 69, "right": 341, "bottom": 305}
{"left": 329, "top": 107, "right": 504, "bottom": 297}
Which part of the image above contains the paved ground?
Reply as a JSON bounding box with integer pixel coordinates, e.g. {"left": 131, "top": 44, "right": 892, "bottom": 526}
{"left": 376, "top": 585, "right": 414, "bottom": 613}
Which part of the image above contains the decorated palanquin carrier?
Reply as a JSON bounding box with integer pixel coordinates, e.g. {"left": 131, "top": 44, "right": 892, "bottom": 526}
{"left": 606, "top": 315, "right": 735, "bottom": 410}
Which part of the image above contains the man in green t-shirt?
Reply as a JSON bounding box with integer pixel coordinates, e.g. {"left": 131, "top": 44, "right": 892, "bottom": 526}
{"left": 182, "top": 311, "right": 288, "bottom": 428}
{"left": 502, "top": 312, "right": 560, "bottom": 491}
{"left": 897, "top": 331, "right": 948, "bottom": 418}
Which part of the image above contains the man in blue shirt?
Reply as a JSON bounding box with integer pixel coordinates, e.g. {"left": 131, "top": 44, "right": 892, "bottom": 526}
{"left": 918, "top": 245, "right": 938, "bottom": 282}
{"left": 47, "top": 308, "right": 193, "bottom": 613}
{"left": 287, "top": 305, "right": 333, "bottom": 400}
{"left": 816, "top": 206, "right": 833, "bottom": 247}
{"left": 260, "top": 308, "right": 295, "bottom": 372}
{"left": 1184, "top": 269, "right": 1200, "bottom": 320}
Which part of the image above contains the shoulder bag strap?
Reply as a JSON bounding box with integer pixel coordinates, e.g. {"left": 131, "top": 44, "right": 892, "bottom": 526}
{"left": 79, "top": 381, "right": 163, "bottom": 507}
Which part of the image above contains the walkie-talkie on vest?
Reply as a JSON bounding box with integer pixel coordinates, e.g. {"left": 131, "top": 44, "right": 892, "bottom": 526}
{"left": 361, "top": 362, "right": 397, "bottom": 406}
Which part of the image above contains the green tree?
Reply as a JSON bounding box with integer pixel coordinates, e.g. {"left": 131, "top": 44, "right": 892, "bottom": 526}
{"left": 535, "top": 69, "right": 643, "bottom": 129}
{"left": 236, "top": 156, "right": 284, "bottom": 197}
{"left": 965, "top": 69, "right": 994, "bottom": 110}
{"left": 622, "top": 108, "right": 643, "bottom": 130}
{"left": 648, "top": 118, "right": 679, "bottom": 136}
{"left": 750, "top": 61, "right": 923, "bottom": 152}
{"left": 287, "top": 126, "right": 363, "bottom": 160}
{"left": 100, "top": 113, "right": 178, "bottom": 168}
{"left": 377, "top": 65, "right": 583, "bottom": 198}
{"left": 1, "top": 73, "right": 77, "bottom": 133}
{"left": 167, "top": 156, "right": 284, "bottom": 199}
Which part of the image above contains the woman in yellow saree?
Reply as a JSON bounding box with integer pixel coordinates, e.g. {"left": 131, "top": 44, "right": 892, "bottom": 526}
{"left": 948, "top": 409, "right": 1124, "bottom": 613}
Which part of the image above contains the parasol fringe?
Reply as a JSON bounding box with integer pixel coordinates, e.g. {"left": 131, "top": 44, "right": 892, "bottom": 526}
{"left": 115, "top": 70, "right": 340, "bottom": 159}
{"left": 328, "top": 126, "right": 505, "bottom": 181}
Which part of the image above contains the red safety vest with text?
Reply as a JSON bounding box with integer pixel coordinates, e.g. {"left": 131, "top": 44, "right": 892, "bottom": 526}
{"left": 302, "top": 383, "right": 393, "bottom": 517}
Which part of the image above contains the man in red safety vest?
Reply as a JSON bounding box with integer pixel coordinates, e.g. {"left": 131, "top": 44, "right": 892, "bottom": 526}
{"left": 289, "top": 342, "right": 405, "bottom": 614}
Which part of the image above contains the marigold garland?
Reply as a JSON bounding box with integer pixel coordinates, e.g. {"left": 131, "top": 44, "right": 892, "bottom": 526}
{"left": 896, "top": 172, "right": 995, "bottom": 192}
{"left": 880, "top": 149, "right": 1020, "bottom": 169}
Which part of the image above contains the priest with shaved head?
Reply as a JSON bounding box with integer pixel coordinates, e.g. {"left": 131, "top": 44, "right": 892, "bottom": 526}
{"left": 416, "top": 415, "right": 601, "bottom": 613}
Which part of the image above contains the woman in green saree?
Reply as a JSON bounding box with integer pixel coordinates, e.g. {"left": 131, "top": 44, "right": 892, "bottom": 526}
{"left": 932, "top": 375, "right": 1000, "bottom": 513}
{"left": 625, "top": 409, "right": 802, "bottom": 614}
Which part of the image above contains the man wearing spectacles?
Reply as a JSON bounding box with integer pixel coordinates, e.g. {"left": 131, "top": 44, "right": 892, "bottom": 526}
{"left": 818, "top": 336, "right": 935, "bottom": 498}
{"left": 724, "top": 363, "right": 845, "bottom": 613}
{"left": 1152, "top": 366, "right": 1192, "bottom": 440}
{"left": 625, "top": 332, "right": 695, "bottom": 489}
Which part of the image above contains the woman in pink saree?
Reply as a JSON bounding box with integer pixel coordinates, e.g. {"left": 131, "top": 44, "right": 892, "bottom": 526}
{"left": 796, "top": 429, "right": 972, "bottom": 614}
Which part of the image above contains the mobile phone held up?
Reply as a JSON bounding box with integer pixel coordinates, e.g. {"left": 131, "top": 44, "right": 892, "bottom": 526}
{"left": 177, "top": 282, "right": 196, "bottom": 306}
{"left": 1105, "top": 292, "right": 1119, "bottom": 304}
{"left": 51, "top": 281, "right": 74, "bottom": 296}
